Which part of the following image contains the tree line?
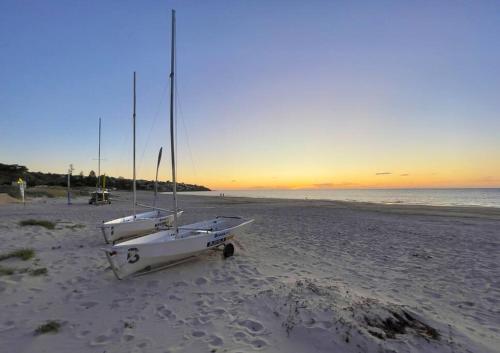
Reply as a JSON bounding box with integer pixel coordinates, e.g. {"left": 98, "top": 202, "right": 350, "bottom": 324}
{"left": 0, "top": 163, "right": 210, "bottom": 192}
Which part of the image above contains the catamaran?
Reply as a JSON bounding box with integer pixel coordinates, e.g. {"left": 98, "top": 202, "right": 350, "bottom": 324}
{"left": 101, "top": 72, "right": 182, "bottom": 244}
{"left": 103, "top": 10, "right": 253, "bottom": 279}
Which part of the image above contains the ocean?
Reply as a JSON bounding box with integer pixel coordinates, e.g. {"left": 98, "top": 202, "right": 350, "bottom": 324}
{"left": 179, "top": 188, "right": 500, "bottom": 208}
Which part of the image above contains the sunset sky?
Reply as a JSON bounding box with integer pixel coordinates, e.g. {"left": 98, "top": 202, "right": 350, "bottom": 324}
{"left": 1, "top": 1, "right": 499, "bottom": 189}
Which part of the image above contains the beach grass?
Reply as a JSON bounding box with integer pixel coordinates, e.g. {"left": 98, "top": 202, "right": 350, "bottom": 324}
{"left": 19, "top": 219, "right": 56, "bottom": 229}
{"left": 0, "top": 266, "right": 15, "bottom": 276}
{"left": 35, "top": 321, "right": 61, "bottom": 335}
{"left": 0, "top": 248, "right": 35, "bottom": 261}
{"left": 25, "top": 186, "right": 91, "bottom": 198}
{"left": 0, "top": 185, "right": 21, "bottom": 199}
{"left": 26, "top": 186, "right": 66, "bottom": 198}
{"left": 30, "top": 267, "right": 48, "bottom": 276}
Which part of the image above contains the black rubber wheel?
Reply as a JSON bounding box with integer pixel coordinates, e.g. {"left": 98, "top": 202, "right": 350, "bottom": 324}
{"left": 223, "top": 243, "right": 235, "bottom": 258}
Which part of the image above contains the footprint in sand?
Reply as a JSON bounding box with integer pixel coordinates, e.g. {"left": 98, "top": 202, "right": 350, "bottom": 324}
{"left": 191, "top": 330, "right": 206, "bottom": 338}
{"left": 212, "top": 307, "right": 226, "bottom": 315}
{"left": 76, "top": 330, "right": 91, "bottom": 339}
{"left": 89, "top": 333, "right": 112, "bottom": 346}
{"left": 122, "top": 334, "right": 135, "bottom": 342}
{"left": 194, "top": 277, "right": 208, "bottom": 286}
{"left": 156, "top": 304, "right": 176, "bottom": 320}
{"left": 80, "top": 301, "right": 99, "bottom": 309}
{"left": 238, "top": 319, "right": 264, "bottom": 333}
{"left": 206, "top": 333, "right": 224, "bottom": 347}
{"left": 186, "top": 316, "right": 206, "bottom": 327}
{"left": 0, "top": 320, "right": 15, "bottom": 332}
{"left": 200, "top": 315, "right": 212, "bottom": 324}
{"left": 233, "top": 331, "right": 268, "bottom": 350}
{"left": 136, "top": 340, "right": 151, "bottom": 348}
{"left": 233, "top": 331, "right": 248, "bottom": 342}
{"left": 264, "top": 276, "right": 278, "bottom": 283}
{"left": 248, "top": 278, "right": 268, "bottom": 288}
{"left": 194, "top": 299, "right": 207, "bottom": 307}
{"left": 131, "top": 338, "right": 153, "bottom": 353}
{"left": 173, "top": 281, "right": 188, "bottom": 287}
{"left": 172, "top": 319, "right": 186, "bottom": 328}
{"left": 250, "top": 338, "right": 268, "bottom": 349}
{"left": 140, "top": 290, "right": 157, "bottom": 299}
{"left": 111, "top": 297, "right": 134, "bottom": 309}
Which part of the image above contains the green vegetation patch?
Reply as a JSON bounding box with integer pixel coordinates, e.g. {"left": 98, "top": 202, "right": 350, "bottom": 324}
{"left": 35, "top": 321, "right": 61, "bottom": 335}
{"left": 0, "top": 185, "right": 21, "bottom": 199}
{"left": 0, "top": 266, "right": 15, "bottom": 276}
{"left": 19, "top": 219, "right": 56, "bottom": 230}
{"left": 30, "top": 267, "right": 48, "bottom": 276}
{"left": 26, "top": 187, "right": 67, "bottom": 198}
{"left": 0, "top": 248, "right": 35, "bottom": 261}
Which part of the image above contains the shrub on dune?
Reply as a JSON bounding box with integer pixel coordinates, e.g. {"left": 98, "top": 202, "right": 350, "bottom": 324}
{"left": 19, "top": 219, "right": 56, "bottom": 229}
{"left": 0, "top": 266, "right": 15, "bottom": 276}
{"left": 0, "top": 248, "right": 35, "bottom": 261}
{"left": 30, "top": 268, "right": 48, "bottom": 276}
{"left": 35, "top": 321, "right": 60, "bottom": 335}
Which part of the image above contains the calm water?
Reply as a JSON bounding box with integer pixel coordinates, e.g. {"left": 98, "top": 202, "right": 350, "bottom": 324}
{"left": 180, "top": 189, "right": 500, "bottom": 208}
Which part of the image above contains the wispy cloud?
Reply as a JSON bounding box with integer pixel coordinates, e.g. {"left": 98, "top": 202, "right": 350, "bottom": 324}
{"left": 313, "top": 183, "right": 336, "bottom": 188}
{"left": 472, "top": 176, "right": 500, "bottom": 183}
{"left": 375, "top": 172, "right": 392, "bottom": 175}
{"left": 400, "top": 173, "right": 409, "bottom": 177}
{"left": 312, "top": 182, "right": 358, "bottom": 188}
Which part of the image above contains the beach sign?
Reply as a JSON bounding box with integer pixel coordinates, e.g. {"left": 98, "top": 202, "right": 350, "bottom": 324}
{"left": 17, "top": 177, "right": 25, "bottom": 205}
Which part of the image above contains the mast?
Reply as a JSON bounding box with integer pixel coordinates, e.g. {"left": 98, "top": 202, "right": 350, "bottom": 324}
{"left": 133, "top": 72, "right": 137, "bottom": 218}
{"left": 169, "top": 9, "right": 178, "bottom": 232}
{"left": 98, "top": 117, "right": 101, "bottom": 191}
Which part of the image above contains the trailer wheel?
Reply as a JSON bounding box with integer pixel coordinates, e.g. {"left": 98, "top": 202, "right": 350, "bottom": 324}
{"left": 223, "top": 243, "right": 235, "bottom": 258}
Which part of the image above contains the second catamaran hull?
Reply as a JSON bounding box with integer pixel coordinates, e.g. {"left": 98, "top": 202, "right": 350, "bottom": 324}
{"left": 101, "top": 210, "right": 183, "bottom": 244}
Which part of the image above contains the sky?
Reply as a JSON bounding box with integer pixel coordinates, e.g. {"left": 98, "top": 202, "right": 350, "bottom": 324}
{"left": 1, "top": 0, "right": 499, "bottom": 189}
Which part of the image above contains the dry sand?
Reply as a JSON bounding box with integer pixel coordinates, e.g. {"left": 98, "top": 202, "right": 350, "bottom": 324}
{"left": 0, "top": 191, "right": 498, "bottom": 353}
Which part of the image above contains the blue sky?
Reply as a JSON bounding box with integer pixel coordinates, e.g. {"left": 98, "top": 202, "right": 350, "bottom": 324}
{"left": 1, "top": 1, "right": 499, "bottom": 188}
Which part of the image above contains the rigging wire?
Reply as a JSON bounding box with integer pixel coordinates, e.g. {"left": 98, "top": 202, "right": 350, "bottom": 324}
{"left": 136, "top": 79, "right": 169, "bottom": 177}
{"left": 137, "top": 17, "right": 198, "bottom": 185}
{"left": 174, "top": 56, "right": 198, "bottom": 181}
{"left": 175, "top": 76, "right": 198, "bottom": 180}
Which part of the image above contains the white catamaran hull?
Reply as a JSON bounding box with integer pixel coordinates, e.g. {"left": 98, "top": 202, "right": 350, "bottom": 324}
{"left": 103, "top": 217, "right": 253, "bottom": 279}
{"left": 101, "top": 210, "right": 184, "bottom": 244}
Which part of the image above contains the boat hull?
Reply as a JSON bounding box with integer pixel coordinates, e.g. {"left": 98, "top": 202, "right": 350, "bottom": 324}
{"left": 103, "top": 217, "right": 253, "bottom": 279}
{"left": 101, "top": 210, "right": 183, "bottom": 244}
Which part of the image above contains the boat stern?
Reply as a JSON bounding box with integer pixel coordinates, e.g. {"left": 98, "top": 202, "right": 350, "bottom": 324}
{"left": 102, "top": 247, "right": 135, "bottom": 280}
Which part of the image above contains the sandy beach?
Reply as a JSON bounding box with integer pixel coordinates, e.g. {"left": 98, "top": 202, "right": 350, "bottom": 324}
{"left": 0, "top": 191, "right": 498, "bottom": 353}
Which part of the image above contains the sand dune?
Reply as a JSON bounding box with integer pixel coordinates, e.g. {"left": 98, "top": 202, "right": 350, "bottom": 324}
{"left": 0, "top": 193, "right": 19, "bottom": 205}
{"left": 0, "top": 191, "right": 498, "bottom": 352}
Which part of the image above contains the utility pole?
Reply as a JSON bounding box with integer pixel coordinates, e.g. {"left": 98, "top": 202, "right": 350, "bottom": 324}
{"left": 67, "top": 164, "right": 74, "bottom": 205}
